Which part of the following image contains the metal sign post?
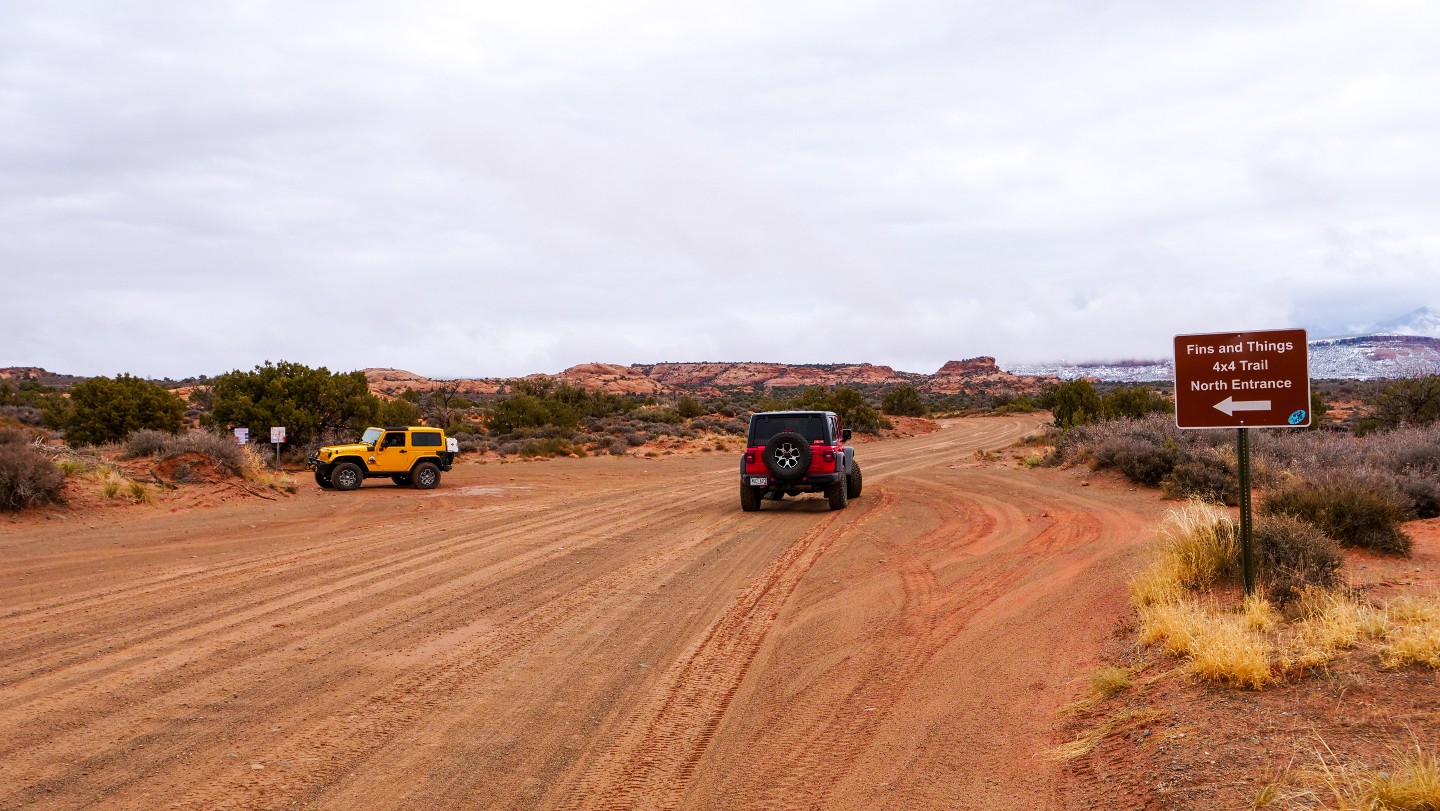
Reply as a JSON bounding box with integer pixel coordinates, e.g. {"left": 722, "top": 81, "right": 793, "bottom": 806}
{"left": 1173, "top": 329, "right": 1311, "bottom": 596}
{"left": 270, "top": 427, "right": 286, "bottom": 464}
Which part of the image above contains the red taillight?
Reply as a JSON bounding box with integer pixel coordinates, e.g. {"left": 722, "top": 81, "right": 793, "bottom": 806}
{"left": 823, "top": 450, "right": 835, "bottom": 463}
{"left": 745, "top": 451, "right": 757, "bottom": 465}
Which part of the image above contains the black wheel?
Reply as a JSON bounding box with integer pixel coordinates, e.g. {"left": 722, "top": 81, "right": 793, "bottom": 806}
{"left": 847, "top": 461, "right": 863, "bottom": 499}
{"left": 330, "top": 462, "right": 363, "bottom": 491}
{"left": 826, "top": 477, "right": 849, "bottom": 511}
{"left": 413, "top": 462, "right": 441, "bottom": 490}
{"left": 763, "top": 432, "right": 811, "bottom": 482}
{"left": 391, "top": 474, "right": 412, "bottom": 486}
{"left": 314, "top": 471, "right": 334, "bottom": 489}
{"left": 740, "top": 481, "right": 762, "bottom": 512}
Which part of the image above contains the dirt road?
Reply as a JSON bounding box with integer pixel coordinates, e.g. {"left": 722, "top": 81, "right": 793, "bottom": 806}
{"left": 1, "top": 416, "right": 1166, "bottom": 810}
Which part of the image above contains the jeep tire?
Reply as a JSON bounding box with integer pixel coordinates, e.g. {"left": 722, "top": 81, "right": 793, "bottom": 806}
{"left": 413, "top": 462, "right": 441, "bottom": 490}
{"left": 847, "top": 461, "right": 863, "bottom": 498}
{"left": 826, "top": 476, "right": 849, "bottom": 510}
{"left": 314, "top": 471, "right": 334, "bottom": 489}
{"left": 330, "top": 462, "right": 363, "bottom": 491}
{"left": 740, "top": 481, "right": 761, "bottom": 512}
{"left": 763, "top": 432, "right": 811, "bottom": 482}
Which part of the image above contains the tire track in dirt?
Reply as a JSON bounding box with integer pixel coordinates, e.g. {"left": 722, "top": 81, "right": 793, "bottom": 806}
{"left": 554, "top": 418, "right": 1042, "bottom": 810}
{"left": 0, "top": 475, "right": 712, "bottom": 706}
{"left": 160, "top": 502, "right": 758, "bottom": 811}
{"left": 555, "top": 505, "right": 864, "bottom": 811}
{"left": 1, "top": 479, "right": 740, "bottom": 808}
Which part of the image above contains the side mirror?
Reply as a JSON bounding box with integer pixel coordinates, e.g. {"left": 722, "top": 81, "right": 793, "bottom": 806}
{"left": 841, "top": 428, "right": 852, "bottom": 442}
{"left": 366, "top": 443, "right": 376, "bottom": 452}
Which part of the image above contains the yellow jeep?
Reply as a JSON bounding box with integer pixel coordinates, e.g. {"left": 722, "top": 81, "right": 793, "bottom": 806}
{"left": 308, "top": 426, "right": 457, "bottom": 490}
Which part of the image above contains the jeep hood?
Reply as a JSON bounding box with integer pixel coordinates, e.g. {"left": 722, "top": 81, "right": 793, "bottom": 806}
{"left": 316, "top": 443, "right": 369, "bottom": 459}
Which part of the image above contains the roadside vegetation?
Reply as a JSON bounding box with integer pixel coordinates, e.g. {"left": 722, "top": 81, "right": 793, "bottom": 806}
{"left": 1044, "top": 375, "right": 1440, "bottom": 807}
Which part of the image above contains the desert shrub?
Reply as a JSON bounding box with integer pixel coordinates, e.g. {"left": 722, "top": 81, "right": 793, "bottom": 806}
{"left": 1092, "top": 434, "right": 1179, "bottom": 486}
{"left": 123, "top": 429, "right": 181, "bottom": 459}
{"left": 1162, "top": 454, "right": 1237, "bottom": 504}
{"left": 1359, "top": 374, "right": 1440, "bottom": 432}
{"left": 675, "top": 396, "right": 705, "bottom": 419}
{"left": 1394, "top": 476, "right": 1440, "bottom": 520}
{"left": 1252, "top": 515, "right": 1342, "bottom": 604}
{"left": 631, "top": 407, "right": 682, "bottom": 425}
{"left": 123, "top": 429, "right": 250, "bottom": 475}
{"left": 0, "top": 444, "right": 66, "bottom": 511}
{"left": 881, "top": 384, "right": 928, "bottom": 417}
{"left": 608, "top": 439, "right": 627, "bottom": 456}
{"left": 1047, "top": 379, "right": 1103, "bottom": 429}
{"left": 0, "top": 405, "right": 43, "bottom": 426}
{"left": 1261, "top": 473, "right": 1412, "bottom": 556}
{"left": 1101, "top": 385, "right": 1173, "bottom": 420}
{"left": 787, "top": 386, "right": 891, "bottom": 434}
{"left": 624, "top": 432, "right": 646, "bottom": 447}
{"left": 202, "top": 361, "right": 384, "bottom": 447}
{"left": 0, "top": 426, "right": 29, "bottom": 446}
{"left": 992, "top": 396, "right": 1037, "bottom": 415}
{"left": 518, "top": 437, "right": 585, "bottom": 458}
{"left": 62, "top": 374, "right": 186, "bottom": 446}
{"left": 457, "top": 435, "right": 494, "bottom": 453}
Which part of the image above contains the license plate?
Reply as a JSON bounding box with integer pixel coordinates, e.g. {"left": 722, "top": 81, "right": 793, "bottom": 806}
{"left": 748, "top": 477, "right": 768, "bottom": 486}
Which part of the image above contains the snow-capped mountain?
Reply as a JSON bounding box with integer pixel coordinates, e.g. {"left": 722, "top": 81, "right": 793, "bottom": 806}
{"left": 1005, "top": 309, "right": 1440, "bottom": 382}
{"left": 1362, "top": 306, "right": 1440, "bottom": 338}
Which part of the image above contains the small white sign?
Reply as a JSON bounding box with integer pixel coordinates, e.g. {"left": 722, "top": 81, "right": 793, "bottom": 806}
{"left": 234, "top": 427, "right": 249, "bottom": 444}
{"left": 271, "top": 427, "right": 287, "bottom": 444}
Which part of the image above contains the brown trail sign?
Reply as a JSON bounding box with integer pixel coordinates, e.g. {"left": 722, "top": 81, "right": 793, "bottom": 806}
{"left": 1173, "top": 328, "right": 1312, "bottom": 596}
{"left": 1172, "top": 328, "right": 1311, "bottom": 429}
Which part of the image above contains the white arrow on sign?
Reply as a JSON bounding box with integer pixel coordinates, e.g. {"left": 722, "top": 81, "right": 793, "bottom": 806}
{"left": 1213, "top": 396, "right": 1271, "bottom": 416}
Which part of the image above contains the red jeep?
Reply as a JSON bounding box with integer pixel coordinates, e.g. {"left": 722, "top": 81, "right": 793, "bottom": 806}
{"left": 739, "top": 410, "right": 862, "bottom": 511}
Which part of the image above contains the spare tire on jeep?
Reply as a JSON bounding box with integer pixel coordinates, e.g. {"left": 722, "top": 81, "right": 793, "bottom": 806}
{"left": 763, "top": 431, "right": 811, "bottom": 482}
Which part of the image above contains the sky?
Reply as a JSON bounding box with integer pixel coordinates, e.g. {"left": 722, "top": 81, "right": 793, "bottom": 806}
{"left": 3, "top": 0, "right": 1440, "bottom": 379}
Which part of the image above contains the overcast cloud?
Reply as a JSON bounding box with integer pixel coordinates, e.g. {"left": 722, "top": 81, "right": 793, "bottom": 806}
{"left": 3, "top": 0, "right": 1439, "bottom": 379}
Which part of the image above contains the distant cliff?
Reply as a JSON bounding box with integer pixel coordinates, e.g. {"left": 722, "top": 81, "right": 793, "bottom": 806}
{"left": 364, "top": 357, "right": 1047, "bottom": 399}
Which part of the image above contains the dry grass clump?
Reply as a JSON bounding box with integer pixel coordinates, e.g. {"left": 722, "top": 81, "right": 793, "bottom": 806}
{"left": 235, "top": 445, "right": 298, "bottom": 493}
{"left": 96, "top": 469, "right": 156, "bottom": 503}
{"left": 1048, "top": 708, "right": 1166, "bottom": 760}
{"left": 97, "top": 470, "right": 124, "bottom": 498}
{"left": 1137, "top": 599, "right": 1274, "bottom": 688}
{"left": 1129, "top": 504, "right": 1440, "bottom": 690}
{"left": 1378, "top": 596, "right": 1440, "bottom": 670}
{"left": 1130, "top": 501, "right": 1236, "bottom": 608}
{"left": 55, "top": 459, "right": 89, "bottom": 477}
{"left": 1278, "top": 589, "right": 1383, "bottom": 670}
{"left": 1304, "top": 742, "right": 1440, "bottom": 811}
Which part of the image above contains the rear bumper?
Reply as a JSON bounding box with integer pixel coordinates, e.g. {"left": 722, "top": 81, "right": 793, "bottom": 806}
{"left": 742, "top": 472, "right": 843, "bottom": 491}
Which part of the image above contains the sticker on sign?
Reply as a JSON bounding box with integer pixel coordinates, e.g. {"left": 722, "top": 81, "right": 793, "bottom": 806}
{"left": 1173, "top": 329, "right": 1311, "bottom": 429}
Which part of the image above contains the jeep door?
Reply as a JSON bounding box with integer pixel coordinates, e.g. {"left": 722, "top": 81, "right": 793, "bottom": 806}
{"left": 372, "top": 431, "right": 410, "bottom": 473}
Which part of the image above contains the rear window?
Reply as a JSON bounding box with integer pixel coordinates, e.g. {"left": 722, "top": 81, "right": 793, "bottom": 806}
{"left": 411, "top": 431, "right": 442, "bottom": 447}
{"left": 748, "top": 414, "right": 829, "bottom": 447}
